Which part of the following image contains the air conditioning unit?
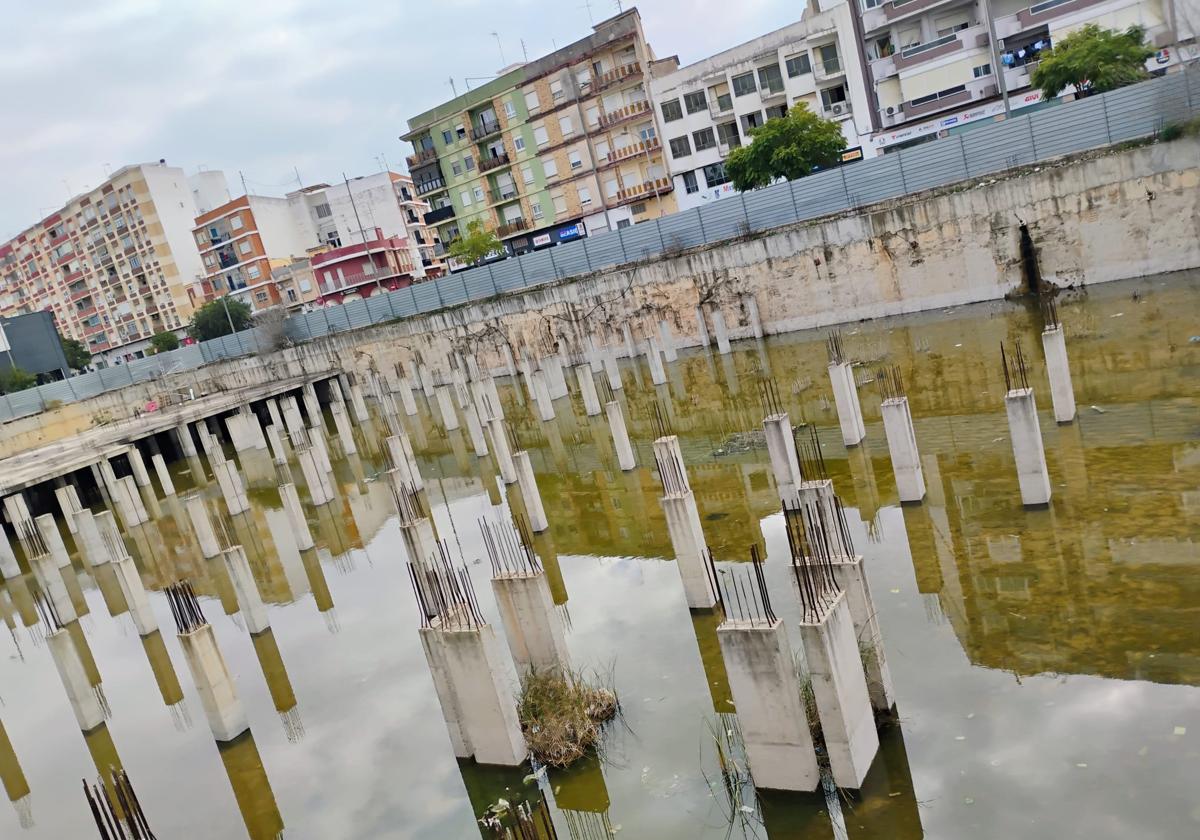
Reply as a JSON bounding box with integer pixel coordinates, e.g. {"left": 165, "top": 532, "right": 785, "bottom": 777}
{"left": 885, "top": 105, "right": 896, "bottom": 116}
{"left": 831, "top": 103, "right": 846, "bottom": 116}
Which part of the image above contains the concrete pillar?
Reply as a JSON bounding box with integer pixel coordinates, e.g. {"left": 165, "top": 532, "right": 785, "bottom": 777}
{"left": 1042, "top": 326, "right": 1075, "bottom": 423}
{"left": 621, "top": 323, "right": 636, "bottom": 359}
{"left": 309, "top": 427, "right": 334, "bottom": 475}
{"left": 35, "top": 514, "right": 70, "bottom": 570}
{"left": 48, "top": 629, "right": 106, "bottom": 732}
{"left": 265, "top": 424, "right": 287, "bottom": 465}
{"left": 279, "top": 483, "right": 314, "bottom": 552}
{"left": 492, "top": 571, "right": 570, "bottom": 675}
{"left": 602, "top": 350, "right": 623, "bottom": 391}
{"left": 0, "top": 528, "right": 18, "bottom": 580}
{"left": 576, "top": 366, "right": 601, "bottom": 417}
{"left": 224, "top": 546, "right": 270, "bottom": 635}
{"left": 54, "top": 484, "right": 82, "bottom": 534}
{"left": 544, "top": 355, "right": 569, "bottom": 400}
{"left": 385, "top": 434, "right": 424, "bottom": 491}
{"left": 654, "top": 436, "right": 718, "bottom": 609}
{"left": 514, "top": 451, "right": 548, "bottom": 532}
{"left": 799, "top": 593, "right": 879, "bottom": 789}
{"left": 763, "top": 413, "right": 803, "bottom": 503}
{"left": 394, "top": 376, "right": 419, "bottom": 416}
{"left": 266, "top": 398, "right": 284, "bottom": 430}
{"left": 606, "top": 401, "right": 637, "bottom": 471}
{"left": 744, "top": 294, "right": 764, "bottom": 339}
{"left": 880, "top": 397, "right": 925, "bottom": 503}
{"left": 225, "top": 414, "right": 251, "bottom": 453}
{"left": 32, "top": 550, "right": 76, "bottom": 623}
{"left": 797, "top": 479, "right": 853, "bottom": 559}
{"left": 695, "top": 306, "right": 711, "bottom": 347}
{"left": 113, "top": 554, "right": 157, "bottom": 636}
{"left": 711, "top": 309, "right": 732, "bottom": 355}
{"left": 127, "top": 446, "right": 152, "bottom": 488}
{"left": 463, "top": 403, "right": 489, "bottom": 458}
{"left": 1005, "top": 387, "right": 1051, "bottom": 506}
{"left": 297, "top": 447, "right": 332, "bottom": 507}
{"left": 175, "top": 423, "right": 198, "bottom": 457}
{"left": 76, "top": 510, "right": 116, "bottom": 566}
{"left": 829, "top": 556, "right": 895, "bottom": 713}
{"left": 530, "top": 371, "right": 555, "bottom": 422}
{"left": 179, "top": 623, "right": 249, "bottom": 742}
{"left": 435, "top": 386, "right": 460, "bottom": 431}
{"left": 213, "top": 460, "right": 250, "bottom": 516}
{"left": 417, "top": 363, "right": 435, "bottom": 398}
{"left": 114, "top": 476, "right": 148, "bottom": 528}
{"left": 151, "top": 453, "right": 177, "bottom": 497}
{"left": 828, "top": 361, "right": 866, "bottom": 447}
{"left": 186, "top": 496, "right": 222, "bottom": 560}
{"left": 239, "top": 406, "right": 268, "bottom": 451}
{"left": 487, "top": 419, "right": 518, "bottom": 485}
{"left": 418, "top": 619, "right": 527, "bottom": 765}
{"left": 717, "top": 619, "right": 820, "bottom": 791}
{"left": 645, "top": 340, "right": 667, "bottom": 385}
{"left": 658, "top": 320, "right": 679, "bottom": 362}
{"left": 348, "top": 383, "right": 370, "bottom": 423}
{"left": 302, "top": 381, "right": 324, "bottom": 428}
{"left": 281, "top": 397, "right": 305, "bottom": 436}
{"left": 330, "top": 401, "right": 357, "bottom": 456}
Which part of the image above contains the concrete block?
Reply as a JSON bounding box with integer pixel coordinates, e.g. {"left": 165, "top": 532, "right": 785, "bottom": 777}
{"left": 178, "top": 623, "right": 249, "bottom": 742}
{"left": 828, "top": 361, "right": 866, "bottom": 447}
{"left": 1005, "top": 388, "right": 1051, "bottom": 506}
{"left": 48, "top": 630, "right": 105, "bottom": 732}
{"left": 492, "top": 571, "right": 570, "bottom": 675}
{"left": 514, "top": 451, "right": 548, "bottom": 533}
{"left": 1042, "top": 326, "right": 1076, "bottom": 423}
{"left": 880, "top": 397, "right": 925, "bottom": 503}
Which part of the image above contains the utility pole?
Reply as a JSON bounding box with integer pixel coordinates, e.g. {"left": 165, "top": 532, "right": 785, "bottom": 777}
{"left": 343, "top": 173, "right": 382, "bottom": 294}
{"left": 982, "top": 0, "right": 1011, "bottom": 117}
{"left": 239, "top": 170, "right": 250, "bottom": 197}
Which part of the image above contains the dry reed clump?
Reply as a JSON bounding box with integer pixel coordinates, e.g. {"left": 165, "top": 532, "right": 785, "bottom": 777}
{"left": 517, "top": 669, "right": 618, "bottom": 767}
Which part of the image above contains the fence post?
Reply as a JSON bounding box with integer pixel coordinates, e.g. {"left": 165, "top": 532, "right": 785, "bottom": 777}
{"left": 656, "top": 218, "right": 666, "bottom": 252}
{"left": 1101, "top": 93, "right": 1113, "bottom": 142}
{"left": 518, "top": 255, "right": 529, "bottom": 287}
{"left": 618, "top": 231, "right": 628, "bottom": 262}
{"left": 487, "top": 264, "right": 498, "bottom": 296}
{"left": 959, "top": 136, "right": 970, "bottom": 178}
{"left": 696, "top": 207, "right": 706, "bottom": 243}
{"left": 739, "top": 192, "right": 750, "bottom": 230}
{"left": 323, "top": 307, "right": 332, "bottom": 335}
{"left": 548, "top": 247, "right": 559, "bottom": 280}
{"left": 839, "top": 166, "right": 852, "bottom": 207}
{"left": 1027, "top": 117, "right": 1038, "bottom": 161}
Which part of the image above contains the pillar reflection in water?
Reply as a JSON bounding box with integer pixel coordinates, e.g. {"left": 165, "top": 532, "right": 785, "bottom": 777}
{"left": 218, "top": 732, "right": 285, "bottom": 840}
{"left": 0, "top": 719, "right": 32, "bottom": 829}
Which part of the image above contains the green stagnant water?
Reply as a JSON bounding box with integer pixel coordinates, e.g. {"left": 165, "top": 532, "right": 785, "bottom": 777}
{"left": 1, "top": 272, "right": 1197, "bottom": 839}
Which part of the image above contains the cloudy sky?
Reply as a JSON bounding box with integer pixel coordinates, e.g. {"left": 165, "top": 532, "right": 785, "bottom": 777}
{"left": 0, "top": 0, "right": 802, "bottom": 238}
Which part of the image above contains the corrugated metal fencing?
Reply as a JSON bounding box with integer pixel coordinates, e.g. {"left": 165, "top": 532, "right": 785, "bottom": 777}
{"left": 2, "top": 66, "right": 1197, "bottom": 424}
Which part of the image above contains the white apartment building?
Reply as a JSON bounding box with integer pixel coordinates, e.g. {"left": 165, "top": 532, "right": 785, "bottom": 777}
{"left": 650, "top": 1, "right": 874, "bottom": 210}
{"left": 860, "top": 0, "right": 1191, "bottom": 150}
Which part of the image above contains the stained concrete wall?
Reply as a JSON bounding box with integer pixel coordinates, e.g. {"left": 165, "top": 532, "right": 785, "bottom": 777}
{"left": 4, "top": 137, "right": 1198, "bottom": 458}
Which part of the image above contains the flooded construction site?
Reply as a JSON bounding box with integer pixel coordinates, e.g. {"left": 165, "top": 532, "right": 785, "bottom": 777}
{"left": 0, "top": 271, "right": 1197, "bottom": 839}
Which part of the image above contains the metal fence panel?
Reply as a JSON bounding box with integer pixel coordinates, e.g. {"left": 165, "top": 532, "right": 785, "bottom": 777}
{"left": 962, "top": 118, "right": 1038, "bottom": 177}
{"left": 699, "top": 197, "right": 748, "bottom": 242}
{"left": 1105, "top": 73, "right": 1191, "bottom": 141}
{"left": 618, "top": 223, "right": 662, "bottom": 261}
{"left": 365, "top": 294, "right": 395, "bottom": 322}
{"left": 792, "top": 168, "right": 848, "bottom": 220}
{"left": 437, "top": 274, "right": 470, "bottom": 307}
{"left": 896, "top": 139, "right": 970, "bottom": 193}
{"left": 582, "top": 229, "right": 625, "bottom": 270}
{"left": 412, "top": 282, "right": 442, "bottom": 313}
{"left": 551, "top": 240, "right": 591, "bottom": 277}
{"left": 744, "top": 182, "right": 797, "bottom": 232}
{"left": 1028, "top": 97, "right": 1110, "bottom": 159}
{"left": 5, "top": 389, "right": 44, "bottom": 418}
{"left": 842, "top": 153, "right": 907, "bottom": 207}
{"left": 490, "top": 260, "right": 526, "bottom": 292}
{"left": 463, "top": 270, "right": 496, "bottom": 300}
{"left": 520, "top": 250, "right": 556, "bottom": 287}
{"left": 659, "top": 209, "right": 707, "bottom": 251}
{"left": 391, "top": 287, "right": 418, "bottom": 317}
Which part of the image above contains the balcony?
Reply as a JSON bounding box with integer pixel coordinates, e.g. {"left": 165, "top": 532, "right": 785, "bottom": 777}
{"left": 479, "top": 152, "right": 511, "bottom": 173}
{"left": 1016, "top": 0, "right": 1105, "bottom": 29}
{"left": 903, "top": 85, "right": 976, "bottom": 119}
{"left": 606, "top": 136, "right": 661, "bottom": 166}
{"left": 407, "top": 147, "right": 439, "bottom": 168}
{"left": 717, "top": 140, "right": 740, "bottom": 158}
{"left": 595, "top": 62, "right": 641, "bottom": 91}
{"left": 893, "top": 25, "right": 989, "bottom": 71}
{"left": 708, "top": 97, "right": 734, "bottom": 121}
{"left": 822, "top": 99, "right": 854, "bottom": 120}
{"left": 423, "top": 205, "right": 456, "bottom": 226}
{"left": 470, "top": 119, "right": 502, "bottom": 142}
{"left": 416, "top": 177, "right": 446, "bottom": 196}
{"left": 616, "top": 177, "right": 673, "bottom": 203}
{"left": 598, "top": 99, "right": 650, "bottom": 129}
{"left": 496, "top": 218, "right": 528, "bottom": 238}
{"left": 814, "top": 56, "right": 844, "bottom": 81}
{"left": 489, "top": 182, "right": 520, "bottom": 204}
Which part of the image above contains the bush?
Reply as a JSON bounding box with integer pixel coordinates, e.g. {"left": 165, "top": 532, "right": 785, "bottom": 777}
{"left": 0, "top": 367, "right": 37, "bottom": 394}
{"left": 516, "top": 669, "right": 618, "bottom": 767}
{"left": 188, "top": 298, "right": 252, "bottom": 341}
{"left": 1159, "top": 116, "right": 1200, "bottom": 142}
{"left": 148, "top": 330, "right": 181, "bottom": 354}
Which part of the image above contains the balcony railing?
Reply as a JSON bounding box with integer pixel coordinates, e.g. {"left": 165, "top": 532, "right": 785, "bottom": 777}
{"left": 407, "top": 147, "right": 439, "bottom": 168}
{"left": 479, "top": 152, "right": 511, "bottom": 173}
{"left": 416, "top": 177, "right": 446, "bottom": 196}
{"left": 606, "top": 136, "right": 661, "bottom": 165}
{"left": 496, "top": 218, "right": 528, "bottom": 238}
{"left": 616, "top": 177, "right": 673, "bottom": 203}
{"left": 814, "top": 57, "right": 843, "bottom": 80}
{"left": 470, "top": 119, "right": 502, "bottom": 141}
{"left": 489, "top": 182, "right": 520, "bottom": 204}
{"left": 595, "top": 62, "right": 641, "bottom": 91}
{"left": 423, "top": 205, "right": 456, "bottom": 225}
{"left": 598, "top": 99, "right": 650, "bottom": 129}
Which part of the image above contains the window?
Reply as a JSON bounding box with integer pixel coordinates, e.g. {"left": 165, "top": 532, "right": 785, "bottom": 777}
{"left": 504, "top": 100, "right": 517, "bottom": 119}
{"left": 238, "top": 240, "right": 252, "bottom": 255}
{"left": 455, "top": 123, "right": 466, "bottom": 139}
{"left": 616, "top": 218, "right": 632, "bottom": 230}
{"left": 195, "top": 231, "right": 207, "bottom": 246}
{"left": 669, "top": 136, "right": 692, "bottom": 158}
{"left": 543, "top": 158, "right": 559, "bottom": 178}
{"left": 817, "top": 44, "right": 840, "bottom": 74}
{"left": 553, "top": 195, "right": 568, "bottom": 214}
{"left": 765, "top": 104, "right": 787, "bottom": 120}
{"left": 533, "top": 125, "right": 550, "bottom": 147}
{"left": 525, "top": 90, "right": 540, "bottom": 111}
{"left": 514, "top": 135, "right": 526, "bottom": 152}
{"left": 909, "top": 84, "right": 967, "bottom": 107}
{"left": 740, "top": 111, "right": 764, "bottom": 134}
{"left": 452, "top": 160, "right": 463, "bottom": 176}
{"left": 586, "top": 106, "right": 600, "bottom": 126}
{"left": 473, "top": 185, "right": 485, "bottom": 202}
{"left": 204, "top": 253, "right": 217, "bottom": 267}
{"left": 464, "top": 154, "right": 475, "bottom": 171}
{"left": 559, "top": 115, "right": 574, "bottom": 137}
{"left": 442, "top": 129, "right": 454, "bottom": 145}
{"left": 550, "top": 79, "right": 564, "bottom": 101}
{"left": 716, "top": 91, "right": 733, "bottom": 111}
{"left": 314, "top": 203, "right": 332, "bottom": 219}
{"left": 692, "top": 127, "right": 716, "bottom": 151}
{"left": 532, "top": 202, "right": 544, "bottom": 220}
{"left": 661, "top": 99, "right": 683, "bottom": 122}
{"left": 229, "top": 215, "right": 244, "bottom": 230}
{"left": 703, "top": 162, "right": 730, "bottom": 187}
{"left": 819, "top": 84, "right": 848, "bottom": 111}
{"left": 758, "top": 64, "right": 784, "bottom": 94}
{"left": 935, "top": 13, "right": 970, "bottom": 37}
{"left": 639, "top": 124, "right": 657, "bottom": 142}
{"left": 460, "top": 190, "right": 473, "bottom": 206}
{"left": 578, "top": 186, "right": 592, "bottom": 205}
{"left": 732, "top": 72, "right": 756, "bottom": 96}
{"left": 247, "top": 264, "right": 261, "bottom": 279}
{"left": 568, "top": 150, "right": 583, "bottom": 169}
{"left": 786, "top": 53, "right": 812, "bottom": 77}
{"left": 972, "top": 63, "right": 992, "bottom": 78}
{"left": 682, "top": 171, "right": 699, "bottom": 194}
{"left": 521, "top": 165, "right": 535, "bottom": 184}
{"left": 605, "top": 178, "right": 619, "bottom": 198}
{"left": 683, "top": 91, "right": 707, "bottom": 113}
{"left": 362, "top": 260, "right": 374, "bottom": 275}
{"left": 595, "top": 139, "right": 610, "bottom": 159}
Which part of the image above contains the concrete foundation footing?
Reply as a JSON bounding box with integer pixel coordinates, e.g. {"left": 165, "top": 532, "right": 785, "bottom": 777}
{"left": 829, "top": 361, "right": 866, "bottom": 447}
{"left": 514, "top": 451, "right": 548, "bottom": 532}
{"left": 880, "top": 397, "right": 925, "bottom": 503}
{"left": 1005, "top": 388, "right": 1052, "bottom": 506}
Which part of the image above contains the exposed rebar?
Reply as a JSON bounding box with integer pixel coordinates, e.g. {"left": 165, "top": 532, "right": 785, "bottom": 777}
{"left": 165, "top": 581, "right": 207, "bottom": 634}
{"left": 480, "top": 516, "right": 542, "bottom": 577}
{"left": 783, "top": 499, "right": 843, "bottom": 622}
{"left": 1000, "top": 339, "right": 1031, "bottom": 392}
{"left": 826, "top": 331, "right": 846, "bottom": 365}
{"left": 877, "top": 364, "right": 906, "bottom": 402}
{"left": 408, "top": 542, "right": 488, "bottom": 630}
{"left": 715, "top": 545, "right": 777, "bottom": 627}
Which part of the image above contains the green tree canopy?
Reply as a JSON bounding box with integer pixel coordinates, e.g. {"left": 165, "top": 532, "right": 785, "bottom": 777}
{"left": 1031, "top": 25, "right": 1153, "bottom": 100}
{"left": 188, "top": 298, "right": 253, "bottom": 342}
{"left": 61, "top": 337, "right": 91, "bottom": 371}
{"left": 447, "top": 220, "right": 504, "bottom": 266}
{"left": 0, "top": 367, "right": 36, "bottom": 394}
{"left": 148, "top": 330, "right": 181, "bottom": 354}
{"left": 725, "top": 103, "right": 846, "bottom": 192}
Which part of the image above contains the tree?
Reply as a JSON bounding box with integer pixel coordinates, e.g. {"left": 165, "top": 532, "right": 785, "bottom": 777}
{"left": 188, "top": 298, "right": 253, "bottom": 341}
{"left": 61, "top": 337, "right": 91, "bottom": 371}
{"left": 725, "top": 103, "right": 846, "bottom": 192}
{"left": 447, "top": 220, "right": 503, "bottom": 266}
{"left": 0, "top": 367, "right": 36, "bottom": 394}
{"left": 148, "top": 330, "right": 181, "bottom": 354}
{"left": 1031, "top": 25, "right": 1153, "bottom": 100}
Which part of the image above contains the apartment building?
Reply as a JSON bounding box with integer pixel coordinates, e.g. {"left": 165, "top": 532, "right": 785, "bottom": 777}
{"left": 0, "top": 162, "right": 228, "bottom": 365}
{"left": 650, "top": 2, "right": 874, "bottom": 211}
{"left": 858, "top": 0, "right": 1187, "bottom": 149}
{"left": 310, "top": 228, "right": 417, "bottom": 305}
{"left": 189, "top": 171, "right": 443, "bottom": 312}
{"left": 403, "top": 9, "right": 676, "bottom": 260}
